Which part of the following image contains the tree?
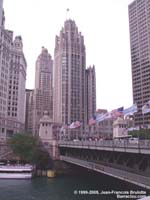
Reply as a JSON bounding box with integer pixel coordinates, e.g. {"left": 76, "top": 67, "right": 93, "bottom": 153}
{"left": 130, "top": 130, "right": 150, "bottom": 139}
{"left": 9, "top": 133, "right": 39, "bottom": 163}
{"left": 9, "top": 133, "right": 53, "bottom": 169}
{"left": 33, "top": 149, "right": 53, "bottom": 170}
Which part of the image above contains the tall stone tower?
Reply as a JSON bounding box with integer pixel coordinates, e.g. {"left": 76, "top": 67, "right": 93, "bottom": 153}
{"left": 53, "top": 19, "right": 86, "bottom": 125}
{"left": 7, "top": 36, "right": 27, "bottom": 131}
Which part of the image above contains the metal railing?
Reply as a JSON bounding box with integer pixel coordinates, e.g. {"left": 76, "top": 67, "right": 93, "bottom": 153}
{"left": 58, "top": 139, "right": 150, "bottom": 153}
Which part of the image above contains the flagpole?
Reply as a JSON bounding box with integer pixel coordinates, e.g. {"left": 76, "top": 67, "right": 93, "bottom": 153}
{"left": 66, "top": 8, "right": 70, "bottom": 20}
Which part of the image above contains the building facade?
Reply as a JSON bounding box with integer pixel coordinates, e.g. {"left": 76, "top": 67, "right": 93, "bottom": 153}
{"left": 7, "top": 36, "right": 27, "bottom": 126}
{"left": 0, "top": 8, "right": 11, "bottom": 118}
{"left": 0, "top": 0, "right": 3, "bottom": 27}
{"left": 53, "top": 19, "right": 86, "bottom": 125}
{"left": 25, "top": 89, "right": 34, "bottom": 133}
{"left": 85, "top": 65, "right": 96, "bottom": 123}
{"left": 0, "top": 3, "right": 27, "bottom": 141}
{"left": 0, "top": 20, "right": 13, "bottom": 140}
{"left": 39, "top": 111, "right": 60, "bottom": 159}
{"left": 32, "top": 47, "right": 53, "bottom": 135}
{"left": 129, "top": 0, "right": 150, "bottom": 126}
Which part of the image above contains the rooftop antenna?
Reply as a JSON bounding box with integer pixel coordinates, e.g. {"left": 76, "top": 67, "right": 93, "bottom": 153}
{"left": 66, "top": 8, "right": 70, "bottom": 20}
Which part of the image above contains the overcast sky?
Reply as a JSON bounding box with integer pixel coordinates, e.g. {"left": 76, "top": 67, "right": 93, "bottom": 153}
{"left": 4, "top": 0, "right": 134, "bottom": 111}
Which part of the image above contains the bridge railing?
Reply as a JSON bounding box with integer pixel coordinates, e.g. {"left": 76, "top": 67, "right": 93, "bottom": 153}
{"left": 58, "top": 139, "right": 150, "bottom": 149}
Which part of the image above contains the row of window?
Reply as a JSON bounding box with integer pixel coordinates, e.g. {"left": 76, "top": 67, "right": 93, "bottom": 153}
{"left": 7, "top": 112, "right": 17, "bottom": 117}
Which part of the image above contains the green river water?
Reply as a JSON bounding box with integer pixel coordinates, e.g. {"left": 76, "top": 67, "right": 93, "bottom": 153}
{"left": 0, "top": 171, "right": 149, "bottom": 200}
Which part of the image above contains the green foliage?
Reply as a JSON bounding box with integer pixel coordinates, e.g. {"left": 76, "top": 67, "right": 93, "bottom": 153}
{"left": 9, "top": 133, "right": 53, "bottom": 169}
{"left": 33, "top": 149, "right": 52, "bottom": 170}
{"left": 130, "top": 129, "right": 150, "bottom": 139}
{"left": 9, "top": 133, "right": 39, "bottom": 162}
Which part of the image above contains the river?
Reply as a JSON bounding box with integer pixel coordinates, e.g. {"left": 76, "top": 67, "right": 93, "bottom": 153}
{"left": 0, "top": 170, "right": 149, "bottom": 200}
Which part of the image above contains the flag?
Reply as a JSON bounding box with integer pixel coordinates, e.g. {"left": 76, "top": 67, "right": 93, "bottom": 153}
{"left": 74, "top": 121, "right": 81, "bottom": 128}
{"left": 89, "top": 116, "right": 96, "bottom": 126}
{"left": 128, "top": 126, "right": 139, "bottom": 131}
{"left": 69, "top": 121, "right": 81, "bottom": 129}
{"left": 123, "top": 104, "right": 137, "bottom": 117}
{"left": 142, "top": 100, "right": 150, "bottom": 114}
{"left": 60, "top": 126, "right": 64, "bottom": 133}
{"left": 60, "top": 124, "right": 68, "bottom": 132}
{"left": 96, "top": 112, "right": 113, "bottom": 122}
{"left": 96, "top": 113, "right": 105, "bottom": 122}
{"left": 69, "top": 122, "right": 76, "bottom": 129}
{"left": 142, "top": 125, "right": 148, "bottom": 129}
{"left": 103, "top": 112, "right": 112, "bottom": 119}
{"left": 117, "top": 107, "right": 124, "bottom": 112}
{"left": 63, "top": 124, "right": 68, "bottom": 129}
{"left": 111, "top": 107, "right": 124, "bottom": 118}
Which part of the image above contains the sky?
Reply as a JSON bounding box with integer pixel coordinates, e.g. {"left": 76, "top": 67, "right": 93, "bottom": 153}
{"left": 3, "top": 0, "right": 134, "bottom": 111}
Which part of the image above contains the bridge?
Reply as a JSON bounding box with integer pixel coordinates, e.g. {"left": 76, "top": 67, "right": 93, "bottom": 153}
{"left": 58, "top": 139, "right": 150, "bottom": 190}
{"left": 0, "top": 138, "right": 150, "bottom": 190}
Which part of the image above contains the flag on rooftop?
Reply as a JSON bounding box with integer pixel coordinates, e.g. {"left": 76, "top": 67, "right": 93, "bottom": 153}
{"left": 142, "top": 100, "right": 150, "bottom": 114}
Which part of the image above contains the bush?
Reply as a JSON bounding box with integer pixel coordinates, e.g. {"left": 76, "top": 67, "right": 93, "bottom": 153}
{"left": 130, "top": 129, "right": 150, "bottom": 139}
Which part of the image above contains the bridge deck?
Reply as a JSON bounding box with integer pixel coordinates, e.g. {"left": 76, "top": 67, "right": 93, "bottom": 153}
{"left": 59, "top": 140, "right": 150, "bottom": 154}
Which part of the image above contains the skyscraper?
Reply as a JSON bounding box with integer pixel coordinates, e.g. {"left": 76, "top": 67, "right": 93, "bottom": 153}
{"left": 128, "top": 0, "right": 150, "bottom": 126}
{"left": 0, "top": 6, "right": 13, "bottom": 141}
{"left": 32, "top": 47, "right": 53, "bottom": 135}
{"left": 0, "top": 0, "right": 3, "bottom": 27}
{"left": 53, "top": 19, "right": 86, "bottom": 125}
{"left": 6, "top": 36, "right": 27, "bottom": 136}
{"left": 85, "top": 65, "right": 96, "bottom": 122}
{"left": 0, "top": 8, "right": 12, "bottom": 120}
{"left": 0, "top": 3, "right": 27, "bottom": 141}
{"left": 25, "top": 89, "right": 34, "bottom": 133}
{"left": 8, "top": 36, "right": 27, "bottom": 124}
